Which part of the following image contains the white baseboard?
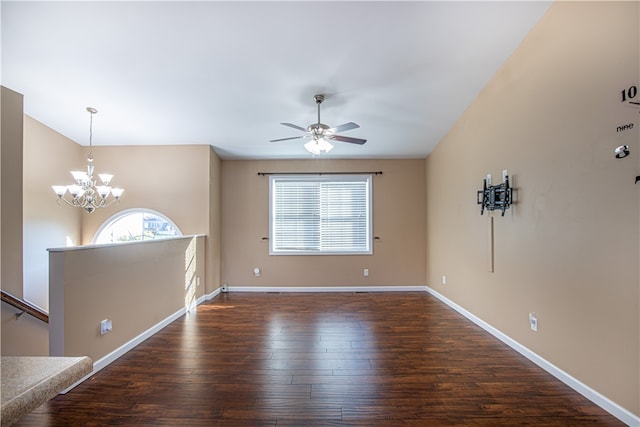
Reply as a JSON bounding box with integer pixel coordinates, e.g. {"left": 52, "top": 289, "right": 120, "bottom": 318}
{"left": 61, "top": 285, "right": 418, "bottom": 394}
{"left": 61, "top": 305, "right": 188, "bottom": 394}
{"left": 63, "top": 288, "right": 225, "bottom": 393}
{"left": 205, "top": 288, "right": 221, "bottom": 300}
{"left": 425, "top": 286, "right": 639, "bottom": 427}
{"left": 226, "top": 285, "right": 429, "bottom": 293}
{"left": 61, "top": 284, "right": 639, "bottom": 426}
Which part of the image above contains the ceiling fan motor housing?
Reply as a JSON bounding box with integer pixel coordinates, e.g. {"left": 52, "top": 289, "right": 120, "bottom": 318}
{"left": 307, "top": 123, "right": 330, "bottom": 133}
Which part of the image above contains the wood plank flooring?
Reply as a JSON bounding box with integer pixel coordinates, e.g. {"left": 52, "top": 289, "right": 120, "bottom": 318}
{"left": 16, "top": 292, "right": 625, "bottom": 426}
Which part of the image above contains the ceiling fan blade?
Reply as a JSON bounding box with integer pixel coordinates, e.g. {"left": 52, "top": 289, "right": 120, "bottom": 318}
{"left": 280, "top": 122, "right": 308, "bottom": 132}
{"left": 329, "top": 135, "right": 367, "bottom": 145}
{"left": 269, "top": 135, "right": 308, "bottom": 142}
{"left": 328, "top": 122, "right": 360, "bottom": 133}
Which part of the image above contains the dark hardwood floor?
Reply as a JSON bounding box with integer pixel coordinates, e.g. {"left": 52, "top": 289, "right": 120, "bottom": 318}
{"left": 17, "top": 292, "right": 624, "bottom": 426}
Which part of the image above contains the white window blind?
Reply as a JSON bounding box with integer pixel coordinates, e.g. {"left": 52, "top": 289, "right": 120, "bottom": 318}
{"left": 270, "top": 175, "right": 372, "bottom": 255}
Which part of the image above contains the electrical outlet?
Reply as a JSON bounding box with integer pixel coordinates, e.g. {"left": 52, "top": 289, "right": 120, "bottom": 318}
{"left": 529, "top": 313, "right": 538, "bottom": 332}
{"left": 502, "top": 169, "right": 509, "bottom": 181}
{"left": 363, "top": 268, "right": 369, "bottom": 277}
{"left": 486, "top": 174, "right": 492, "bottom": 185}
{"left": 196, "top": 277, "right": 201, "bottom": 287}
{"left": 253, "top": 267, "right": 261, "bottom": 277}
{"left": 442, "top": 275, "right": 446, "bottom": 285}
{"left": 100, "top": 319, "right": 112, "bottom": 335}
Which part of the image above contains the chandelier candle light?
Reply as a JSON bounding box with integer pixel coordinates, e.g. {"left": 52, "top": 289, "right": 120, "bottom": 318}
{"left": 52, "top": 107, "right": 124, "bottom": 214}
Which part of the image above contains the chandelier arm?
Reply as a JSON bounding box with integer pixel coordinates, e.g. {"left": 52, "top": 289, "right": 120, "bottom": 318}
{"left": 55, "top": 197, "right": 71, "bottom": 207}
{"left": 102, "top": 198, "right": 122, "bottom": 208}
{"left": 57, "top": 195, "right": 85, "bottom": 208}
{"left": 59, "top": 193, "right": 120, "bottom": 209}
{"left": 73, "top": 195, "right": 89, "bottom": 209}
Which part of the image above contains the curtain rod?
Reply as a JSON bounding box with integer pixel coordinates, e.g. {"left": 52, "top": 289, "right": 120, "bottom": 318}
{"left": 257, "top": 171, "right": 383, "bottom": 176}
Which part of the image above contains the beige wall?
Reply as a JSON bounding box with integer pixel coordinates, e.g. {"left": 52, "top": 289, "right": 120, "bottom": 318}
{"left": 80, "top": 144, "right": 220, "bottom": 292}
{"left": 207, "top": 148, "right": 222, "bottom": 294}
{"left": 2, "top": 88, "right": 53, "bottom": 356}
{"left": 221, "top": 159, "right": 425, "bottom": 288}
{"left": 425, "top": 1, "right": 639, "bottom": 416}
{"left": 23, "top": 115, "right": 83, "bottom": 310}
{"left": 1, "top": 86, "right": 24, "bottom": 297}
{"left": 49, "top": 236, "right": 205, "bottom": 361}
{"left": 9, "top": 111, "right": 222, "bottom": 357}
{"left": 22, "top": 136, "right": 219, "bottom": 304}
{"left": 1, "top": 301, "right": 49, "bottom": 356}
{"left": 81, "top": 145, "right": 211, "bottom": 243}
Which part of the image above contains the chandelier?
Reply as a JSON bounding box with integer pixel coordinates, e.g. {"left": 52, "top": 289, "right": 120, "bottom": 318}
{"left": 304, "top": 137, "right": 333, "bottom": 155}
{"left": 52, "top": 107, "right": 124, "bottom": 214}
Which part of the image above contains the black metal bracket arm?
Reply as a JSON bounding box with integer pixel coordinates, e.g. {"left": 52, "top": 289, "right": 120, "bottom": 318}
{"left": 477, "top": 175, "right": 513, "bottom": 216}
{"left": 636, "top": 176, "right": 639, "bottom": 184}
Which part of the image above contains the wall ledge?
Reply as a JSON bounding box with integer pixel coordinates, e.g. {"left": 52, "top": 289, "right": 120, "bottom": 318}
{"left": 425, "top": 286, "right": 639, "bottom": 427}
{"left": 47, "top": 234, "right": 206, "bottom": 252}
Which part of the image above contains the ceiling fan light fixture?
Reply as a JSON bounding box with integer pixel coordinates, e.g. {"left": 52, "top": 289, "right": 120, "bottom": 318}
{"left": 304, "top": 138, "right": 333, "bottom": 155}
{"left": 319, "top": 138, "right": 333, "bottom": 153}
{"left": 304, "top": 140, "right": 321, "bottom": 155}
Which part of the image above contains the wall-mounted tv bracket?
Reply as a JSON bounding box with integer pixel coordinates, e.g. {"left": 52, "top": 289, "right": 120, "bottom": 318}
{"left": 477, "top": 175, "right": 512, "bottom": 216}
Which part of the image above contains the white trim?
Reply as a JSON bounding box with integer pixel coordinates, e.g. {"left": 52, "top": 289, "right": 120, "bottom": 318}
{"left": 227, "top": 285, "right": 429, "bottom": 293}
{"left": 48, "top": 234, "right": 205, "bottom": 252}
{"left": 425, "top": 286, "right": 639, "bottom": 427}
{"left": 205, "top": 288, "right": 221, "bottom": 300}
{"left": 61, "top": 305, "right": 188, "bottom": 394}
{"left": 196, "top": 294, "right": 207, "bottom": 305}
{"left": 59, "top": 283, "right": 639, "bottom": 426}
{"left": 62, "top": 286, "right": 223, "bottom": 393}
{"left": 62, "top": 287, "right": 222, "bottom": 394}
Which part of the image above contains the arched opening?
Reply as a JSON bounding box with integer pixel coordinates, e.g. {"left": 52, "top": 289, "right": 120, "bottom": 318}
{"left": 93, "top": 208, "right": 183, "bottom": 244}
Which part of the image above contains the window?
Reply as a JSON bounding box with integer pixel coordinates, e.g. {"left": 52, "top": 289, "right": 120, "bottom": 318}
{"left": 94, "top": 209, "right": 182, "bottom": 244}
{"left": 269, "top": 175, "right": 372, "bottom": 255}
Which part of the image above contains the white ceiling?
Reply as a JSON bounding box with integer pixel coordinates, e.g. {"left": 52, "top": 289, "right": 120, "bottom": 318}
{"left": 1, "top": 1, "right": 551, "bottom": 160}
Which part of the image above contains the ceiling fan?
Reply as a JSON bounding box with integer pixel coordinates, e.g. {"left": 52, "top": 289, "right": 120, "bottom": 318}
{"left": 270, "top": 94, "right": 367, "bottom": 154}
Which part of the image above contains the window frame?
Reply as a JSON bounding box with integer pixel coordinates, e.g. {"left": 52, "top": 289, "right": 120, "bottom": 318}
{"left": 93, "top": 208, "right": 183, "bottom": 245}
{"left": 269, "top": 174, "right": 373, "bottom": 256}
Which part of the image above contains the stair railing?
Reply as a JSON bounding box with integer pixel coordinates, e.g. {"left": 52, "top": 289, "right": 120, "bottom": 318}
{"left": 0, "top": 290, "right": 49, "bottom": 323}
